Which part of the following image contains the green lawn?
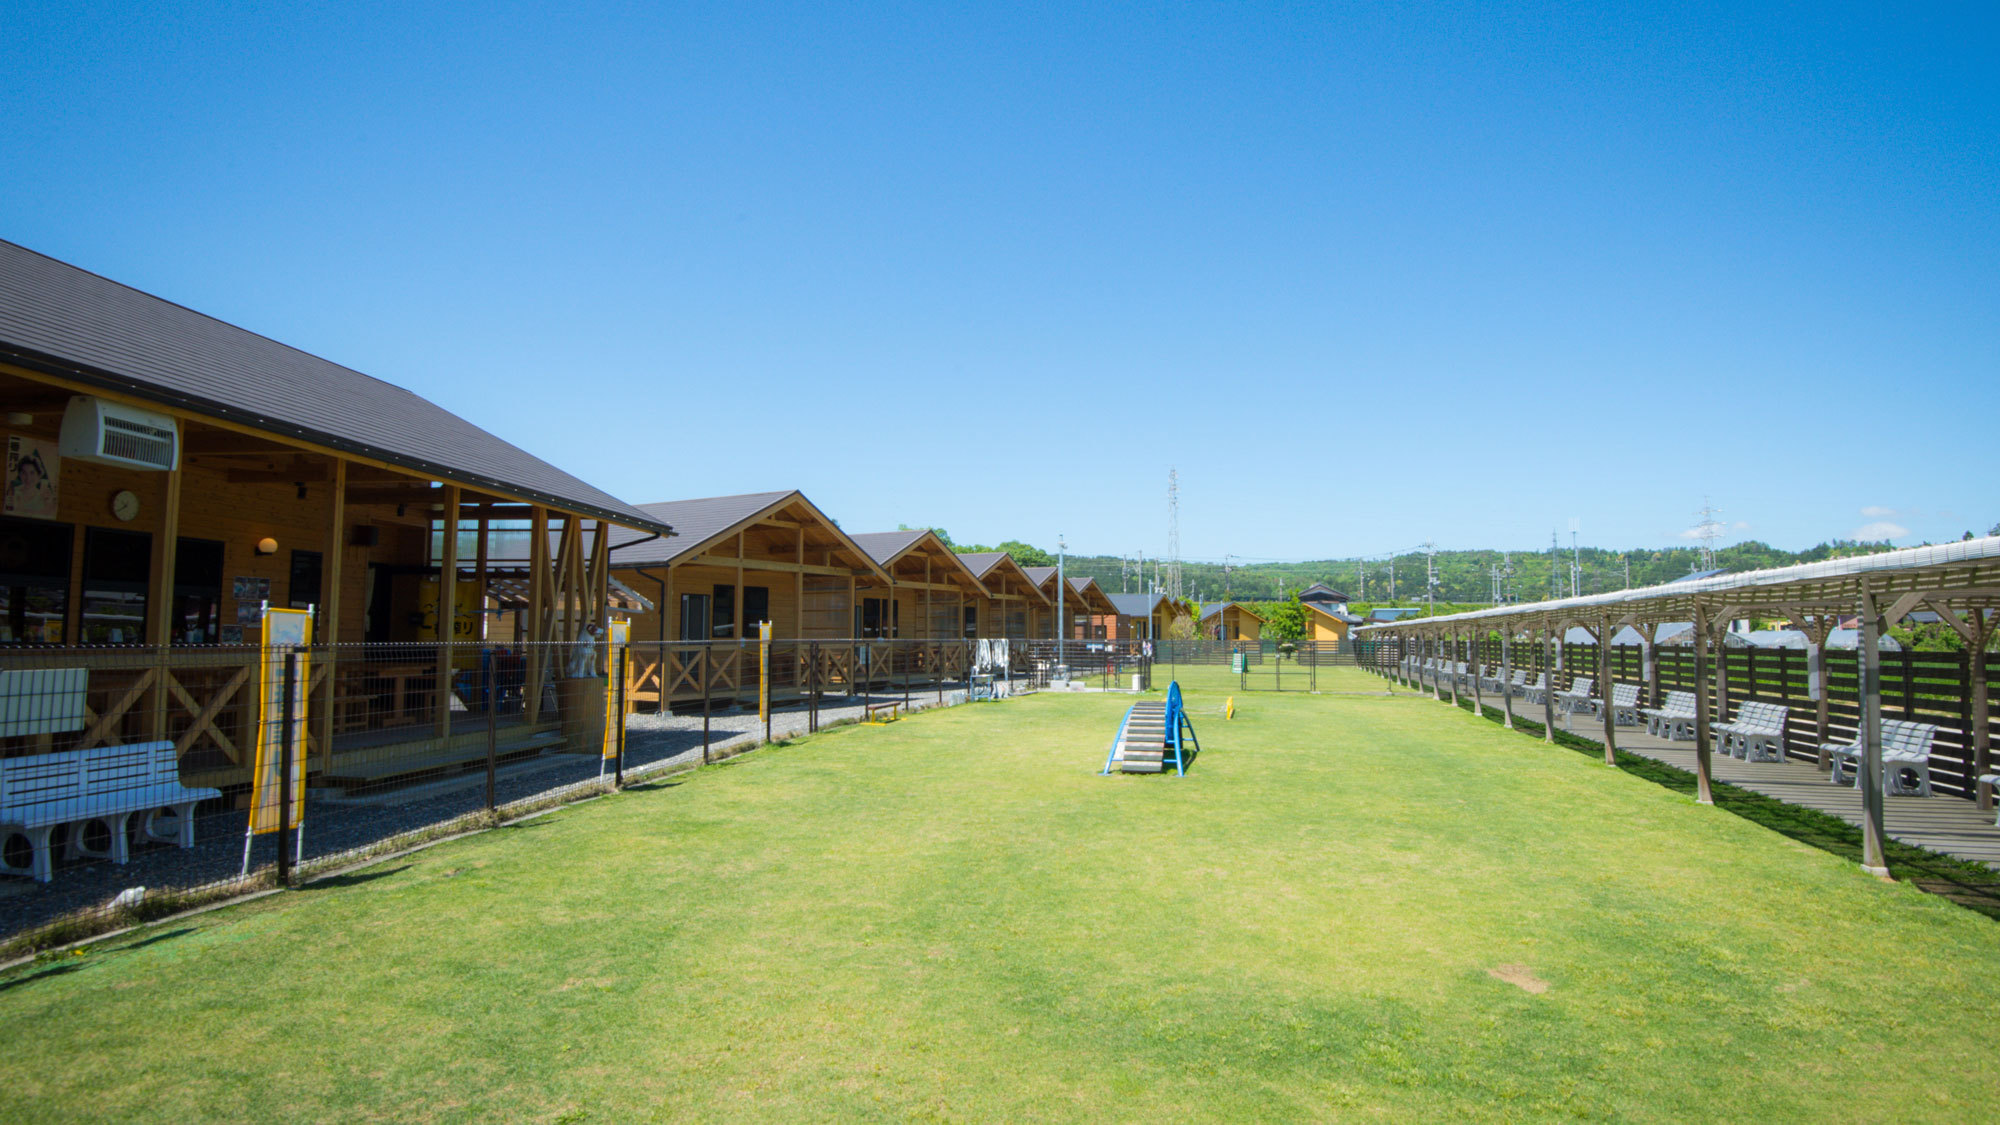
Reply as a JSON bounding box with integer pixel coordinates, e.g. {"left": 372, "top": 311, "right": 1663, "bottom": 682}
{"left": 4, "top": 675, "right": 1999, "bottom": 1122}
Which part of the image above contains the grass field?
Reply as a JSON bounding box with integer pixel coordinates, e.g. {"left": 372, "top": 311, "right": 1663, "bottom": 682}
{"left": 3, "top": 669, "right": 1998, "bottom": 1122}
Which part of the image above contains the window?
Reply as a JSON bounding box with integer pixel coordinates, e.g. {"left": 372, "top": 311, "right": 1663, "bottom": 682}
{"left": 173, "top": 538, "right": 225, "bottom": 644}
{"left": 0, "top": 517, "right": 72, "bottom": 643}
{"left": 856, "top": 597, "right": 897, "bottom": 639}
{"left": 288, "top": 549, "right": 323, "bottom": 636}
{"left": 678, "top": 593, "right": 710, "bottom": 641}
{"left": 963, "top": 604, "right": 978, "bottom": 638}
{"left": 80, "top": 527, "right": 151, "bottom": 644}
{"left": 711, "top": 584, "right": 735, "bottom": 638}
{"left": 741, "top": 586, "right": 769, "bottom": 636}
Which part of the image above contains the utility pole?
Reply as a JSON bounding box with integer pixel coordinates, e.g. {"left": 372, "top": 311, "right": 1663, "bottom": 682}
{"left": 1569, "top": 519, "right": 1581, "bottom": 598}
{"left": 1388, "top": 553, "right": 1395, "bottom": 601}
{"left": 1165, "top": 469, "right": 1182, "bottom": 601}
{"left": 1056, "top": 532, "right": 1067, "bottom": 671}
{"left": 1423, "top": 541, "right": 1437, "bottom": 616}
{"left": 1550, "top": 529, "right": 1562, "bottom": 600}
{"left": 1357, "top": 558, "right": 1365, "bottom": 600}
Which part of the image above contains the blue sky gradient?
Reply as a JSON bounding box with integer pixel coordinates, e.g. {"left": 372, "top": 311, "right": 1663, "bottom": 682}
{"left": 3, "top": 2, "right": 1994, "bottom": 560}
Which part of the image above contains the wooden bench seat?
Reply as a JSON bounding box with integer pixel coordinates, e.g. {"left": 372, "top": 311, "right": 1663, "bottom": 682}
{"left": 1, "top": 741, "right": 221, "bottom": 883}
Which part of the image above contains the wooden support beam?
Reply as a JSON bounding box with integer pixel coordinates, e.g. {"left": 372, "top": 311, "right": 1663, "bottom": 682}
{"left": 145, "top": 462, "right": 183, "bottom": 740}
{"left": 1692, "top": 602, "right": 1714, "bottom": 805}
{"left": 526, "top": 506, "right": 549, "bottom": 724}
{"left": 1599, "top": 614, "right": 1616, "bottom": 766}
{"left": 435, "top": 484, "right": 461, "bottom": 738}
{"left": 1857, "top": 586, "right": 1890, "bottom": 877}
{"left": 317, "top": 459, "right": 347, "bottom": 775}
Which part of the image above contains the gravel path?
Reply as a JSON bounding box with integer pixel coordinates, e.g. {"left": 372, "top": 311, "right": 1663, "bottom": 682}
{"left": 0, "top": 689, "right": 976, "bottom": 940}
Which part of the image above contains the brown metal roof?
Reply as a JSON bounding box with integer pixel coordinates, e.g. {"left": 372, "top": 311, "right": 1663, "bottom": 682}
{"left": 0, "top": 239, "right": 669, "bottom": 533}
{"left": 604, "top": 490, "right": 885, "bottom": 579}
{"left": 850, "top": 529, "right": 986, "bottom": 590}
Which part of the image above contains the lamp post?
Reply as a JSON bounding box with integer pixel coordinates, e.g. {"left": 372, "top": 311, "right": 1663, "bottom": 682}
{"left": 1056, "top": 533, "right": 1066, "bottom": 674}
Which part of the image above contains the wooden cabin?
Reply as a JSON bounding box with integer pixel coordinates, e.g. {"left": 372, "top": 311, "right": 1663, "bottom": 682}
{"left": 1067, "top": 578, "right": 1119, "bottom": 639}
{"left": 849, "top": 530, "right": 991, "bottom": 639}
{"left": 1099, "top": 592, "right": 1192, "bottom": 641}
{"left": 1200, "top": 601, "right": 1265, "bottom": 642}
{"left": 0, "top": 239, "right": 670, "bottom": 790}
{"left": 1019, "top": 567, "right": 1116, "bottom": 640}
{"left": 600, "top": 491, "right": 888, "bottom": 709}
{"left": 1304, "top": 600, "right": 1362, "bottom": 645}
{"left": 954, "top": 551, "right": 1051, "bottom": 641}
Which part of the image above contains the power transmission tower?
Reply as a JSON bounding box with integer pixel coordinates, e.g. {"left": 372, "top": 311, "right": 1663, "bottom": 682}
{"left": 1357, "top": 558, "right": 1365, "bottom": 600}
{"left": 1550, "top": 530, "right": 1561, "bottom": 599}
{"left": 1165, "top": 469, "right": 1183, "bottom": 601}
{"left": 1693, "top": 497, "right": 1724, "bottom": 572}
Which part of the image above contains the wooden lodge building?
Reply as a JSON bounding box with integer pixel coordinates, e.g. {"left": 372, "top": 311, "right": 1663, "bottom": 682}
{"left": 1200, "top": 601, "right": 1265, "bottom": 642}
{"left": 1298, "top": 583, "right": 1362, "bottom": 645}
{"left": 0, "top": 240, "right": 671, "bottom": 791}
{"left": 954, "top": 551, "right": 1050, "bottom": 641}
{"left": 1018, "top": 567, "right": 1118, "bottom": 641}
{"left": 1100, "top": 591, "right": 1191, "bottom": 641}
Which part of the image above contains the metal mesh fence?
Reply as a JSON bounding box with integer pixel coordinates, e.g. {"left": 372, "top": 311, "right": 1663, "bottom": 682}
{"left": 0, "top": 636, "right": 1020, "bottom": 950}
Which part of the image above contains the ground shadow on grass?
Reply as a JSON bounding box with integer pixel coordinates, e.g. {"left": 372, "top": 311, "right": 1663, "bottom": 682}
{"left": 1443, "top": 695, "right": 2000, "bottom": 922}
{"left": 303, "top": 865, "right": 411, "bottom": 890}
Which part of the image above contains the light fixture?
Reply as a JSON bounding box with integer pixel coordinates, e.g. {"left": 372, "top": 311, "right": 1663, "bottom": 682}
{"left": 256, "top": 537, "right": 279, "bottom": 556}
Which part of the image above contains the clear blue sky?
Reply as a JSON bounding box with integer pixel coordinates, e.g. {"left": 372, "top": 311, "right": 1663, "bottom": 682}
{"left": 3, "top": 3, "right": 1994, "bottom": 561}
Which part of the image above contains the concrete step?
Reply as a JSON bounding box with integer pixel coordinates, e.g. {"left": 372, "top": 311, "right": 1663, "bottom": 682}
{"left": 1119, "top": 747, "right": 1164, "bottom": 761}
{"left": 1119, "top": 761, "right": 1164, "bottom": 773}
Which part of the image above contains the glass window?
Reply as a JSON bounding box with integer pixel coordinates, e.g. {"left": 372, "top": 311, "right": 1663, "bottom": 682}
{"left": 963, "top": 604, "right": 978, "bottom": 638}
{"left": 711, "top": 584, "right": 735, "bottom": 638}
{"left": 678, "top": 593, "right": 710, "bottom": 642}
{"left": 0, "top": 516, "right": 72, "bottom": 643}
{"left": 289, "top": 547, "right": 323, "bottom": 628}
{"left": 81, "top": 527, "right": 151, "bottom": 644}
{"left": 172, "top": 538, "right": 225, "bottom": 644}
{"left": 742, "top": 586, "right": 769, "bottom": 635}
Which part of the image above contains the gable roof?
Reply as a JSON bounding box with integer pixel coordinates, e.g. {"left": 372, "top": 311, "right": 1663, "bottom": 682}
{"left": 0, "top": 239, "right": 668, "bottom": 532}
{"left": 956, "top": 552, "right": 1052, "bottom": 603}
{"left": 1107, "top": 592, "right": 1166, "bottom": 617}
{"left": 1304, "top": 600, "right": 1363, "bottom": 625}
{"left": 1199, "top": 601, "right": 1266, "bottom": 623}
{"left": 1067, "top": 576, "right": 1118, "bottom": 614}
{"left": 604, "top": 490, "right": 882, "bottom": 576}
{"left": 848, "top": 529, "right": 931, "bottom": 567}
{"left": 850, "top": 529, "right": 987, "bottom": 590}
{"left": 1298, "top": 583, "right": 1351, "bottom": 603}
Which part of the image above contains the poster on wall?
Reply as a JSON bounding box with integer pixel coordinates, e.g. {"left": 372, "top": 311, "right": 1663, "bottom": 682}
{"left": 236, "top": 602, "right": 265, "bottom": 625}
{"left": 4, "top": 436, "right": 58, "bottom": 518}
{"left": 232, "top": 576, "right": 271, "bottom": 601}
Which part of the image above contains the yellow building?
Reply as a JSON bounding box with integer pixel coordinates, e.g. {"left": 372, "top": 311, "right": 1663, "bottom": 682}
{"left": 1200, "top": 601, "right": 1265, "bottom": 642}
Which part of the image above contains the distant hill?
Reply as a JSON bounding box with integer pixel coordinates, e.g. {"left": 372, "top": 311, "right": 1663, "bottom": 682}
{"left": 960, "top": 539, "right": 1908, "bottom": 606}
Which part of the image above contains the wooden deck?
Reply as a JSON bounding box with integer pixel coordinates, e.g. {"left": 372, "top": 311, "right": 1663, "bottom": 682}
{"left": 1500, "top": 696, "right": 2000, "bottom": 870}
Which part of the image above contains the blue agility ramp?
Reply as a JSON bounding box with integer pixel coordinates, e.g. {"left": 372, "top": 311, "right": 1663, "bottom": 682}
{"left": 1101, "top": 681, "right": 1202, "bottom": 776}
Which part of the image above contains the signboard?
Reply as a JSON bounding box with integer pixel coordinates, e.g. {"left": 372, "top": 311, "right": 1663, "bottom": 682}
{"left": 247, "top": 607, "right": 312, "bottom": 836}
{"left": 4, "top": 435, "right": 57, "bottom": 518}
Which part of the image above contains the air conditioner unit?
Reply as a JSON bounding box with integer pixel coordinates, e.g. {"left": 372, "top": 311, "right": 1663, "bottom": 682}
{"left": 58, "top": 396, "right": 180, "bottom": 471}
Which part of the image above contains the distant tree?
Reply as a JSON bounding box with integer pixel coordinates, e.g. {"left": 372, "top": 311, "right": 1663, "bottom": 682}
{"left": 1165, "top": 602, "right": 1199, "bottom": 640}
{"left": 1252, "top": 597, "right": 1308, "bottom": 641}
{"left": 997, "top": 540, "right": 1054, "bottom": 568}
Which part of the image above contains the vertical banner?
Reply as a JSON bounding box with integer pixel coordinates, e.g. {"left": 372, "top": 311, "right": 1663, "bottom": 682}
{"left": 602, "top": 619, "right": 628, "bottom": 760}
{"left": 758, "top": 620, "right": 772, "bottom": 724}
{"left": 248, "top": 607, "right": 313, "bottom": 835}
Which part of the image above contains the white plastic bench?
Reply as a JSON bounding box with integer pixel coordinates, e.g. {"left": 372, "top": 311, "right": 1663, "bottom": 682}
{"left": 0, "top": 667, "right": 89, "bottom": 737}
{"left": 1604, "top": 683, "right": 1643, "bottom": 727}
{"left": 1713, "top": 700, "right": 1789, "bottom": 762}
{"left": 1555, "top": 676, "right": 1596, "bottom": 719}
{"left": 1828, "top": 719, "right": 1940, "bottom": 797}
{"left": 1502, "top": 669, "right": 1528, "bottom": 696}
{"left": 1520, "top": 672, "right": 1552, "bottom": 705}
{"left": 1642, "top": 691, "right": 1698, "bottom": 740}
{"left": 0, "top": 741, "right": 222, "bottom": 883}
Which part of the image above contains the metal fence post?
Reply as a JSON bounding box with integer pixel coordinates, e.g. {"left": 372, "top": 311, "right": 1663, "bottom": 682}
{"left": 615, "top": 646, "right": 627, "bottom": 787}
{"left": 485, "top": 647, "right": 498, "bottom": 811}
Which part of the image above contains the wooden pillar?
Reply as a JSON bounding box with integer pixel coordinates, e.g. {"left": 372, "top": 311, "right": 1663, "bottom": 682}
{"left": 317, "top": 459, "right": 346, "bottom": 773}
{"left": 1470, "top": 628, "right": 1484, "bottom": 715}
{"left": 1692, "top": 602, "right": 1714, "bottom": 805}
{"left": 1598, "top": 615, "right": 1616, "bottom": 765}
{"left": 434, "top": 485, "right": 461, "bottom": 738}
{"left": 1857, "top": 586, "right": 1890, "bottom": 877}
{"left": 146, "top": 462, "right": 183, "bottom": 739}
{"left": 474, "top": 514, "right": 489, "bottom": 640}
{"left": 795, "top": 526, "right": 805, "bottom": 639}
{"left": 1973, "top": 625, "right": 1993, "bottom": 810}
{"left": 1500, "top": 629, "right": 1513, "bottom": 729}
{"left": 526, "top": 505, "right": 548, "bottom": 724}
{"left": 1541, "top": 626, "right": 1556, "bottom": 741}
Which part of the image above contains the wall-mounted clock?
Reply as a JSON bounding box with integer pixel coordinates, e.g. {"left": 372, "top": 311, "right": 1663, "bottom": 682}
{"left": 110, "top": 489, "right": 141, "bottom": 522}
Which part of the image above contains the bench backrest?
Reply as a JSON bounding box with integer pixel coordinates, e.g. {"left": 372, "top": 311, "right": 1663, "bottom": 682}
{"left": 1664, "top": 690, "right": 1696, "bottom": 713}
{"left": 1611, "top": 683, "right": 1639, "bottom": 706}
{"left": 0, "top": 741, "right": 179, "bottom": 813}
{"left": 0, "top": 667, "right": 90, "bottom": 738}
{"left": 1510, "top": 670, "right": 1527, "bottom": 684}
{"left": 1731, "top": 700, "right": 1787, "bottom": 730}
{"left": 1566, "top": 676, "right": 1594, "bottom": 696}
{"left": 1882, "top": 719, "right": 1940, "bottom": 758}
{"left": 1529, "top": 672, "right": 1547, "bottom": 688}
